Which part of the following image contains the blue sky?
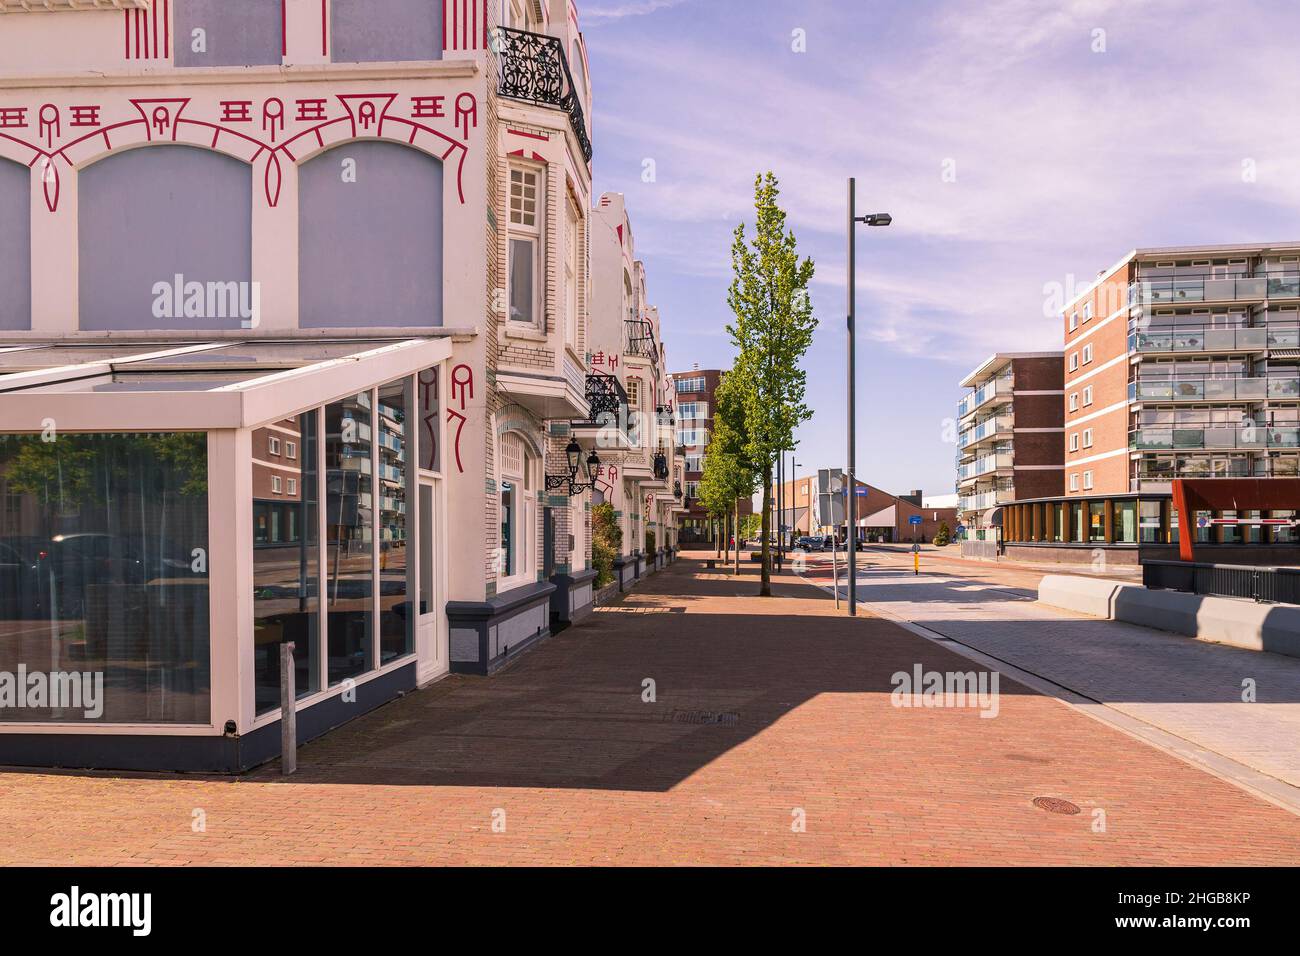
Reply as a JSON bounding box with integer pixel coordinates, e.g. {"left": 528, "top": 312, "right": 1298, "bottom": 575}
{"left": 581, "top": 0, "right": 1300, "bottom": 497}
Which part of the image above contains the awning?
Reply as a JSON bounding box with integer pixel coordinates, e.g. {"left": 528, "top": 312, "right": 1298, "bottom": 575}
{"left": 0, "top": 337, "right": 453, "bottom": 430}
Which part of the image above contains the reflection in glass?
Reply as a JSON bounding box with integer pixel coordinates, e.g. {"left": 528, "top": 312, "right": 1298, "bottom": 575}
{"left": 378, "top": 379, "right": 413, "bottom": 663}
{"left": 253, "top": 413, "right": 319, "bottom": 714}
{"left": 326, "top": 393, "right": 374, "bottom": 685}
{"left": 0, "top": 433, "right": 209, "bottom": 722}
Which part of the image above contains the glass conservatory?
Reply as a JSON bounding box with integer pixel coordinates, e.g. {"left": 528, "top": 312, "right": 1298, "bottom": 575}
{"left": 0, "top": 337, "right": 451, "bottom": 771}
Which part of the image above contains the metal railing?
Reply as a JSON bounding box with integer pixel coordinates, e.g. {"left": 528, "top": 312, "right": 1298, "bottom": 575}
{"left": 574, "top": 371, "right": 626, "bottom": 426}
{"left": 1128, "top": 375, "right": 1300, "bottom": 402}
{"left": 1129, "top": 325, "right": 1267, "bottom": 353}
{"left": 1144, "top": 560, "right": 1300, "bottom": 604}
{"left": 1128, "top": 273, "right": 1300, "bottom": 305}
{"left": 496, "top": 26, "right": 593, "bottom": 162}
{"left": 624, "top": 318, "right": 659, "bottom": 361}
{"left": 957, "top": 415, "right": 1014, "bottom": 449}
{"left": 958, "top": 376, "right": 1012, "bottom": 419}
{"left": 1129, "top": 424, "right": 1300, "bottom": 450}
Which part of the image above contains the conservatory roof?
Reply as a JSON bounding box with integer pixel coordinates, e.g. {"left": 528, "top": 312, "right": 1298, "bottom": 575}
{"left": 0, "top": 337, "right": 452, "bottom": 430}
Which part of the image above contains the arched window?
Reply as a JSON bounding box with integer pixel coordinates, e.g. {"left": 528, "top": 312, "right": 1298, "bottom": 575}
{"left": 332, "top": 0, "right": 442, "bottom": 63}
{"left": 299, "top": 141, "right": 443, "bottom": 328}
{"left": 78, "top": 145, "right": 252, "bottom": 331}
{"left": 0, "top": 158, "right": 30, "bottom": 331}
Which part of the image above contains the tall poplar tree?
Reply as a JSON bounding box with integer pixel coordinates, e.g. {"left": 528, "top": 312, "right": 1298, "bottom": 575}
{"left": 726, "top": 172, "right": 817, "bottom": 596}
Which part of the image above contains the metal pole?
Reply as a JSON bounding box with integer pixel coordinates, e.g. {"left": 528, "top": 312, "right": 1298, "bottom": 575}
{"left": 281, "top": 641, "right": 297, "bottom": 775}
{"left": 847, "top": 177, "right": 857, "bottom": 617}
{"left": 777, "top": 450, "right": 784, "bottom": 568}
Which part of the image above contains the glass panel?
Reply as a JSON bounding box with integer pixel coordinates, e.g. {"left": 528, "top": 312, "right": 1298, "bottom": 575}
{"left": 378, "top": 379, "right": 412, "bottom": 664}
{"left": 1114, "top": 501, "right": 1137, "bottom": 543}
{"left": 253, "top": 412, "right": 320, "bottom": 716}
{"left": 325, "top": 393, "right": 374, "bottom": 686}
{"left": 500, "top": 481, "right": 516, "bottom": 577}
{"left": 509, "top": 238, "right": 534, "bottom": 323}
{"left": 0, "top": 433, "right": 209, "bottom": 723}
{"left": 1088, "top": 501, "right": 1106, "bottom": 542}
{"left": 419, "top": 483, "right": 434, "bottom": 616}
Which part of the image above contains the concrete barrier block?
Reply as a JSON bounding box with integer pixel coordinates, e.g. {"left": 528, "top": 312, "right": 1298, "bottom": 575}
{"left": 1038, "top": 574, "right": 1300, "bottom": 659}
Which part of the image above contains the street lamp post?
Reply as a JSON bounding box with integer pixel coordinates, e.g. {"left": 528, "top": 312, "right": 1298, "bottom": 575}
{"left": 792, "top": 457, "right": 802, "bottom": 538}
{"left": 847, "top": 177, "right": 891, "bottom": 617}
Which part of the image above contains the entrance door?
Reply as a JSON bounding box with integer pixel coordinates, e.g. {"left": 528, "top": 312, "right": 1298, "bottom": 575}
{"left": 416, "top": 479, "right": 444, "bottom": 680}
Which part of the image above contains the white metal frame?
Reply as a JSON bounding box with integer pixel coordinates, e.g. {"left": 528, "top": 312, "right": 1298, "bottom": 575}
{"left": 0, "top": 337, "right": 452, "bottom": 737}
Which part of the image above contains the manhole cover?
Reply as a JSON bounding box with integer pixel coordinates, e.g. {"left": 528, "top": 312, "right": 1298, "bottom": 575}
{"left": 666, "top": 710, "right": 739, "bottom": 726}
{"left": 1032, "top": 796, "right": 1081, "bottom": 815}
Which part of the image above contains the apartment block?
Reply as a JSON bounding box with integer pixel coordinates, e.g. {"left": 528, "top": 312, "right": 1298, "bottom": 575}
{"left": 1062, "top": 243, "right": 1300, "bottom": 495}
{"left": 956, "top": 352, "right": 1064, "bottom": 535}
{"left": 668, "top": 367, "right": 752, "bottom": 544}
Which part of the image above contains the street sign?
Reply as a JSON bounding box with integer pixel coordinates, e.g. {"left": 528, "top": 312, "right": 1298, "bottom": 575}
{"left": 909, "top": 515, "right": 923, "bottom": 525}
{"left": 855, "top": 487, "right": 868, "bottom": 496}
{"left": 817, "top": 468, "right": 846, "bottom": 526}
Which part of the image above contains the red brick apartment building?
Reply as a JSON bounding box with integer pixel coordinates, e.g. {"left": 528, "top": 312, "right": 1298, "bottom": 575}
{"left": 1063, "top": 243, "right": 1300, "bottom": 495}
{"left": 956, "top": 353, "right": 1064, "bottom": 536}
{"left": 770, "top": 476, "right": 958, "bottom": 545}
{"left": 670, "top": 367, "right": 752, "bottom": 543}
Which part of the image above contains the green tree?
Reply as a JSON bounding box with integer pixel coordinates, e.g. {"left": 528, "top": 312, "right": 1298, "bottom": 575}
{"left": 726, "top": 172, "right": 817, "bottom": 596}
{"left": 934, "top": 521, "right": 951, "bottom": 546}
{"left": 591, "top": 501, "right": 622, "bottom": 588}
{"left": 698, "top": 372, "right": 756, "bottom": 574}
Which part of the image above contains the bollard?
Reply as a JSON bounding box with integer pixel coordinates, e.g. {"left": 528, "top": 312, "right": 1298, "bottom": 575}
{"left": 913, "top": 551, "right": 919, "bottom": 576}
{"left": 281, "top": 641, "right": 296, "bottom": 776}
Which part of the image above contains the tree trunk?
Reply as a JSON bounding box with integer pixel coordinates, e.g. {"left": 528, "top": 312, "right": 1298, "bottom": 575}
{"left": 722, "top": 514, "right": 730, "bottom": 564}
{"left": 733, "top": 499, "right": 740, "bottom": 577}
{"left": 759, "top": 465, "right": 772, "bottom": 596}
{"left": 715, "top": 517, "right": 722, "bottom": 557}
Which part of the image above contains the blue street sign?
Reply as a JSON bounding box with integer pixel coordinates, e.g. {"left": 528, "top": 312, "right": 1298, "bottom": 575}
{"left": 956, "top": 525, "right": 966, "bottom": 534}
{"left": 855, "top": 487, "right": 868, "bottom": 496}
{"left": 909, "top": 515, "right": 923, "bottom": 525}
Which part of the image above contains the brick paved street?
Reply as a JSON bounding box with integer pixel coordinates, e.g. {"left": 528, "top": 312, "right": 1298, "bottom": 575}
{"left": 1, "top": 553, "right": 1297, "bottom": 866}
{"left": 797, "top": 544, "right": 1300, "bottom": 793}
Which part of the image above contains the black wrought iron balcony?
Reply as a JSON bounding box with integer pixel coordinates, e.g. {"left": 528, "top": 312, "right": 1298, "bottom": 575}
{"left": 496, "top": 26, "right": 593, "bottom": 163}
{"left": 624, "top": 318, "right": 658, "bottom": 361}
{"left": 653, "top": 453, "right": 670, "bottom": 480}
{"left": 575, "top": 370, "right": 626, "bottom": 426}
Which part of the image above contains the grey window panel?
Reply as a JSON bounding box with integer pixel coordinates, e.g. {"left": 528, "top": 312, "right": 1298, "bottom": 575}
{"left": 299, "top": 141, "right": 443, "bottom": 329}
{"left": 174, "top": 0, "right": 283, "bottom": 68}
{"left": 0, "top": 158, "right": 31, "bottom": 331}
{"left": 78, "top": 145, "right": 253, "bottom": 331}
{"left": 332, "top": 0, "right": 442, "bottom": 63}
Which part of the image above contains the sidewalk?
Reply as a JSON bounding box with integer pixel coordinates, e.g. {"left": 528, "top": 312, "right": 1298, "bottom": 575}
{"left": 797, "top": 548, "right": 1300, "bottom": 795}
{"left": 0, "top": 554, "right": 1296, "bottom": 865}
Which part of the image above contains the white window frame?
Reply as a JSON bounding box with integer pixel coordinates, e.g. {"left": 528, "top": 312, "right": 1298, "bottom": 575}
{"left": 1082, "top": 343, "right": 1093, "bottom": 365}
{"left": 287, "top": 477, "right": 297, "bottom": 495}
{"left": 507, "top": 164, "right": 545, "bottom": 329}
{"left": 1082, "top": 428, "right": 1093, "bottom": 448}
{"left": 1069, "top": 432, "right": 1079, "bottom": 452}
{"left": 1083, "top": 470, "right": 1094, "bottom": 490}
{"left": 269, "top": 435, "right": 280, "bottom": 455}
{"left": 1069, "top": 352, "right": 1079, "bottom": 372}
{"left": 1069, "top": 473, "right": 1079, "bottom": 491}
{"left": 271, "top": 475, "right": 282, "bottom": 494}
{"left": 564, "top": 197, "right": 581, "bottom": 354}
{"left": 1068, "top": 312, "right": 1078, "bottom": 332}
{"left": 497, "top": 434, "right": 538, "bottom": 593}
{"left": 1082, "top": 385, "right": 1093, "bottom": 407}
{"left": 1068, "top": 392, "right": 1079, "bottom": 412}
{"left": 286, "top": 440, "right": 296, "bottom": 460}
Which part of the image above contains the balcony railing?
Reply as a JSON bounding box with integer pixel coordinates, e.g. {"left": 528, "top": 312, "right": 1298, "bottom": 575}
{"left": 957, "top": 415, "right": 1014, "bottom": 450}
{"left": 496, "top": 27, "right": 593, "bottom": 163}
{"left": 1129, "top": 424, "right": 1300, "bottom": 451}
{"left": 573, "top": 371, "right": 626, "bottom": 426}
{"left": 959, "top": 488, "right": 1014, "bottom": 512}
{"left": 957, "top": 376, "right": 1012, "bottom": 419}
{"left": 1129, "top": 375, "right": 1300, "bottom": 402}
{"left": 624, "top": 318, "right": 659, "bottom": 361}
{"left": 957, "top": 451, "right": 1014, "bottom": 482}
{"left": 1130, "top": 275, "right": 1275, "bottom": 305}
{"left": 1129, "top": 325, "right": 1268, "bottom": 353}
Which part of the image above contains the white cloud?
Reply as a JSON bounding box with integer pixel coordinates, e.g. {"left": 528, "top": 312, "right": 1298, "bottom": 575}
{"left": 583, "top": 0, "right": 693, "bottom": 22}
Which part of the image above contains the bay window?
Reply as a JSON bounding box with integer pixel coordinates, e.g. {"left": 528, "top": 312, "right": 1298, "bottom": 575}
{"left": 508, "top": 166, "right": 544, "bottom": 327}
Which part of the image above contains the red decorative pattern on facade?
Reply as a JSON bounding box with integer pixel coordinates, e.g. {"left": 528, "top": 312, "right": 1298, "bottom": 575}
{"left": 0, "top": 89, "right": 476, "bottom": 211}
{"left": 443, "top": 0, "right": 486, "bottom": 52}
{"left": 123, "top": 0, "right": 170, "bottom": 61}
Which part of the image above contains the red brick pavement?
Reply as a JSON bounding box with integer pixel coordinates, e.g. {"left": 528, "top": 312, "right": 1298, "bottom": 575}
{"left": 0, "top": 553, "right": 1297, "bottom": 866}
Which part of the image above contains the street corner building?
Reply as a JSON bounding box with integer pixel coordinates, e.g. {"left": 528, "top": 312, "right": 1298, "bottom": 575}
{"left": 0, "top": 0, "right": 683, "bottom": 771}
{"left": 960, "top": 244, "right": 1300, "bottom": 565}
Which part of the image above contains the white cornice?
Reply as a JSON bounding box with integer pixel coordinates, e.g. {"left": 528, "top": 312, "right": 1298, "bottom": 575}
{"left": 0, "top": 0, "right": 148, "bottom": 11}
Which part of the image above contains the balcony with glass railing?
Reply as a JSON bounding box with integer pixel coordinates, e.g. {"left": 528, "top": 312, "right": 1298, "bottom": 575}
{"left": 959, "top": 488, "right": 1015, "bottom": 513}
{"left": 957, "top": 415, "right": 1014, "bottom": 450}
{"left": 957, "top": 451, "right": 1014, "bottom": 484}
{"left": 1128, "top": 325, "right": 1268, "bottom": 354}
{"left": 1129, "top": 374, "right": 1300, "bottom": 402}
{"left": 1130, "top": 423, "right": 1300, "bottom": 451}
{"left": 1128, "top": 273, "right": 1298, "bottom": 306}
{"left": 957, "top": 376, "right": 1013, "bottom": 420}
